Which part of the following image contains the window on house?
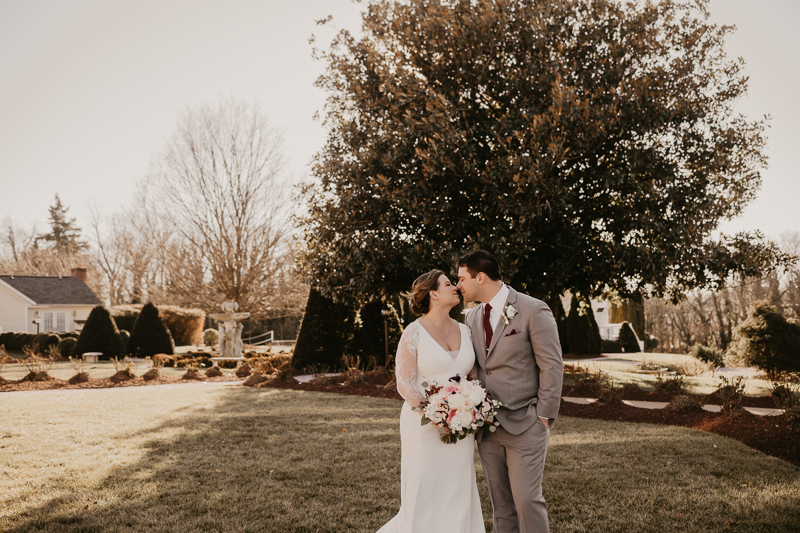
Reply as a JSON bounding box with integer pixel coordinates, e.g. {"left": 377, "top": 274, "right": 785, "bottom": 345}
{"left": 56, "top": 312, "right": 66, "bottom": 332}
{"left": 44, "top": 312, "right": 53, "bottom": 332}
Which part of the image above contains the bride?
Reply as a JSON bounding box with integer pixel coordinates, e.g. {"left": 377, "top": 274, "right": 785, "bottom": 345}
{"left": 377, "top": 269, "right": 486, "bottom": 533}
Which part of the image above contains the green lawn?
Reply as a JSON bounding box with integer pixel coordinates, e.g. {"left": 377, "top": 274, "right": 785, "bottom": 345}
{"left": 1, "top": 386, "right": 798, "bottom": 532}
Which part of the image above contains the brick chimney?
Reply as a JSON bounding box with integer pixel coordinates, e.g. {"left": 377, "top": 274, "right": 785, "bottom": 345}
{"left": 71, "top": 266, "right": 87, "bottom": 282}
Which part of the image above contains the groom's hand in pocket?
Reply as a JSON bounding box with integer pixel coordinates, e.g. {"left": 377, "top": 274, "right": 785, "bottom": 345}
{"left": 538, "top": 416, "right": 549, "bottom": 429}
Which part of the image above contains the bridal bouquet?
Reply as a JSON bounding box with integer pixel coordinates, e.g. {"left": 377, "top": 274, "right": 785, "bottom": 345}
{"left": 417, "top": 374, "right": 502, "bottom": 444}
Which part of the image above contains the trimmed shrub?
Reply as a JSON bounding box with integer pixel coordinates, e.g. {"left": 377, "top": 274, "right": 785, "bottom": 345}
{"left": 159, "top": 305, "right": 205, "bottom": 346}
{"left": 128, "top": 303, "right": 175, "bottom": 357}
{"left": 618, "top": 322, "right": 641, "bottom": 353}
{"left": 601, "top": 339, "right": 623, "bottom": 353}
{"left": 689, "top": 343, "right": 724, "bottom": 367}
{"left": 203, "top": 328, "right": 220, "bottom": 347}
{"left": 349, "top": 300, "right": 404, "bottom": 367}
{"left": 74, "top": 306, "right": 127, "bottom": 360}
{"left": 110, "top": 305, "right": 140, "bottom": 333}
{"left": 40, "top": 334, "right": 61, "bottom": 354}
{"left": 57, "top": 337, "right": 77, "bottom": 358}
{"left": 726, "top": 301, "right": 800, "bottom": 374}
{"left": 292, "top": 288, "right": 358, "bottom": 371}
{"left": 564, "top": 295, "right": 601, "bottom": 355}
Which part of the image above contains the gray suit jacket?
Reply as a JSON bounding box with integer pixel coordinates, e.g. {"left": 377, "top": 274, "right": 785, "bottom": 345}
{"left": 467, "top": 287, "right": 563, "bottom": 435}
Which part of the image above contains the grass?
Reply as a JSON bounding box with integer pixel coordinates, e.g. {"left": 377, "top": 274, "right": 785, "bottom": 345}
{"left": 1, "top": 386, "right": 798, "bottom": 532}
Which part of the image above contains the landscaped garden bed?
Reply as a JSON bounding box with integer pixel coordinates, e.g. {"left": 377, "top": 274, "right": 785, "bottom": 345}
{"left": 245, "top": 369, "right": 800, "bottom": 467}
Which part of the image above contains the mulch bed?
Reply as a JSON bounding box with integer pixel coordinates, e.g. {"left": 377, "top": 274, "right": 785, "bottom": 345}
{"left": 0, "top": 372, "right": 239, "bottom": 392}
{"left": 252, "top": 372, "right": 799, "bottom": 467}
{"left": 563, "top": 382, "right": 779, "bottom": 408}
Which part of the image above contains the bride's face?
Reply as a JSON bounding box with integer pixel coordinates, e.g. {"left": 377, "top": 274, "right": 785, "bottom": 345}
{"left": 431, "top": 274, "right": 460, "bottom": 309}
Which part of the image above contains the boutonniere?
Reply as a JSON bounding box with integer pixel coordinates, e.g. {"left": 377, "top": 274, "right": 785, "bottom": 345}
{"left": 502, "top": 304, "right": 518, "bottom": 326}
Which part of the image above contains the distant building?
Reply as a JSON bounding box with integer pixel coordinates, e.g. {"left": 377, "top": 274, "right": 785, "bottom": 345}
{"left": 0, "top": 267, "right": 101, "bottom": 333}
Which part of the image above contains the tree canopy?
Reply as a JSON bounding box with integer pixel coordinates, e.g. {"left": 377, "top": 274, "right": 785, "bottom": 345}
{"left": 298, "top": 0, "right": 787, "bottom": 304}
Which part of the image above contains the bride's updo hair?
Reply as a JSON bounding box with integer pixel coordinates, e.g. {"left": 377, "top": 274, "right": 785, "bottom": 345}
{"left": 402, "top": 269, "right": 446, "bottom": 315}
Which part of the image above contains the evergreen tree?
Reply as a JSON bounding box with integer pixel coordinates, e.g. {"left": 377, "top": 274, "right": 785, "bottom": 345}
{"left": 349, "top": 300, "right": 404, "bottom": 367}
{"left": 128, "top": 303, "right": 174, "bottom": 357}
{"left": 618, "top": 322, "right": 641, "bottom": 353}
{"left": 38, "top": 193, "right": 87, "bottom": 254}
{"left": 292, "top": 289, "right": 358, "bottom": 371}
{"left": 74, "top": 306, "right": 126, "bottom": 360}
{"left": 727, "top": 301, "right": 800, "bottom": 373}
{"left": 565, "top": 295, "right": 601, "bottom": 355}
{"left": 298, "top": 0, "right": 787, "bottom": 304}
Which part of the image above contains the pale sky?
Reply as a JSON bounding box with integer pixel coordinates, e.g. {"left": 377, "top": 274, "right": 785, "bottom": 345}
{"left": 1, "top": 0, "right": 798, "bottom": 242}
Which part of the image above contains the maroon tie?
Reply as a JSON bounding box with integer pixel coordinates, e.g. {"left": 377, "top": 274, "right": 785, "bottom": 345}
{"left": 483, "top": 303, "right": 493, "bottom": 350}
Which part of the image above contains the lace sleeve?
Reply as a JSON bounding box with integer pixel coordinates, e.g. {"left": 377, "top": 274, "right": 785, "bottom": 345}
{"left": 395, "top": 322, "right": 426, "bottom": 408}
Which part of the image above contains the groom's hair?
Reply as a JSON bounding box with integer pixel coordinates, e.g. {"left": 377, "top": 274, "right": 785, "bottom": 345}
{"left": 456, "top": 250, "right": 501, "bottom": 281}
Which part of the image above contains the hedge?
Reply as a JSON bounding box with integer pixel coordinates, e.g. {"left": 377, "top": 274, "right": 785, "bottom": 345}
{"left": 159, "top": 305, "right": 205, "bottom": 346}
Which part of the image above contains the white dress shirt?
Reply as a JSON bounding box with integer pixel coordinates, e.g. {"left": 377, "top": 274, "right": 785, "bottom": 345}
{"left": 484, "top": 284, "right": 510, "bottom": 336}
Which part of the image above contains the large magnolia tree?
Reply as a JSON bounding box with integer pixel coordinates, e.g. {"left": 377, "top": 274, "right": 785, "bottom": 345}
{"left": 298, "top": 0, "right": 788, "bottom": 304}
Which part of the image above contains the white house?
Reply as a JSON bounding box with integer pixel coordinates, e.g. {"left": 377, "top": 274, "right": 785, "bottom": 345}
{"left": 0, "top": 268, "right": 101, "bottom": 334}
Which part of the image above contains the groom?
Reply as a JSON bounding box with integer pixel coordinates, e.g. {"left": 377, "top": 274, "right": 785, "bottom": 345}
{"left": 456, "top": 250, "right": 563, "bottom": 533}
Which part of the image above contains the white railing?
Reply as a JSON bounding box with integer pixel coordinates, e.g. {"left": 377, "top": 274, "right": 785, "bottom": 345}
{"left": 242, "top": 330, "right": 274, "bottom": 346}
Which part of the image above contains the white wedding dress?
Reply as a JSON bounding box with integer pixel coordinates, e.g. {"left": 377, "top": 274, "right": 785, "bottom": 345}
{"left": 377, "top": 320, "right": 486, "bottom": 533}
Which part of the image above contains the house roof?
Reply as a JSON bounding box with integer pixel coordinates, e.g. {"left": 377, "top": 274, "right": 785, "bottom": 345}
{"left": 0, "top": 275, "right": 101, "bottom": 306}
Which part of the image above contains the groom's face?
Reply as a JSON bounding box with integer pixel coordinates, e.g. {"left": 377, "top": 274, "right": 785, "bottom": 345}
{"left": 456, "top": 266, "right": 480, "bottom": 303}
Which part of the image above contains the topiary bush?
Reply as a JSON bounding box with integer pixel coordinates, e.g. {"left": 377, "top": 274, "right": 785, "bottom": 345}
{"left": 74, "top": 306, "right": 127, "bottom": 360}
{"left": 617, "top": 322, "right": 641, "bottom": 353}
{"left": 689, "top": 343, "right": 724, "bottom": 367}
{"left": 57, "top": 337, "right": 77, "bottom": 358}
{"left": 203, "top": 328, "right": 220, "bottom": 347}
{"left": 128, "top": 303, "right": 175, "bottom": 357}
{"left": 40, "top": 334, "right": 61, "bottom": 355}
{"left": 348, "top": 300, "right": 404, "bottom": 368}
{"left": 726, "top": 301, "right": 800, "bottom": 375}
{"left": 292, "top": 288, "right": 358, "bottom": 371}
{"left": 564, "top": 295, "right": 601, "bottom": 355}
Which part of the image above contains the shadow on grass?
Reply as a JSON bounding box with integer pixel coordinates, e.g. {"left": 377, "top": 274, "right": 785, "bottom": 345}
{"left": 5, "top": 387, "right": 800, "bottom": 533}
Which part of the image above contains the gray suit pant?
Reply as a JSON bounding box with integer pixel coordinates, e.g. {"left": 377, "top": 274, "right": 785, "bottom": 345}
{"left": 478, "top": 420, "right": 550, "bottom": 533}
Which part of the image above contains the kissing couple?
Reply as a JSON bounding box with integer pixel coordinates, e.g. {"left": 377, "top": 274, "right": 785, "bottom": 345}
{"left": 377, "top": 250, "right": 564, "bottom": 533}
